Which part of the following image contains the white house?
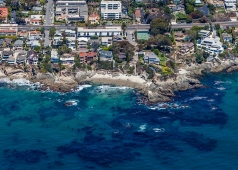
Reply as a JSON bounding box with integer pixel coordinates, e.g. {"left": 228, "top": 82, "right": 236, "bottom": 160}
{"left": 77, "top": 27, "right": 122, "bottom": 37}
{"left": 198, "top": 30, "right": 211, "bottom": 39}
{"left": 197, "top": 37, "right": 224, "bottom": 55}
{"left": 26, "top": 15, "right": 44, "bottom": 25}
{"left": 51, "top": 49, "right": 59, "bottom": 63}
{"left": 100, "top": 0, "right": 122, "bottom": 19}
{"left": 101, "top": 37, "right": 112, "bottom": 46}
{"left": 77, "top": 37, "right": 88, "bottom": 48}
{"left": 66, "top": 37, "right": 76, "bottom": 50}
{"left": 60, "top": 53, "right": 75, "bottom": 65}
{"left": 225, "top": 0, "right": 237, "bottom": 11}
{"left": 143, "top": 52, "right": 160, "bottom": 64}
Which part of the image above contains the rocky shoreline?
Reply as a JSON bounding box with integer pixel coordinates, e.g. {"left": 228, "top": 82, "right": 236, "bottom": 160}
{"left": 1, "top": 58, "right": 238, "bottom": 103}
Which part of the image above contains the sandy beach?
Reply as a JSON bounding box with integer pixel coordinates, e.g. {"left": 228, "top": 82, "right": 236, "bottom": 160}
{"left": 86, "top": 73, "right": 152, "bottom": 90}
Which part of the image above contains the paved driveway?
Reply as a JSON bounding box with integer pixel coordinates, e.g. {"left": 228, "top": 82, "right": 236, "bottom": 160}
{"left": 45, "top": 0, "right": 54, "bottom": 25}
{"left": 126, "top": 31, "right": 136, "bottom": 46}
{"left": 44, "top": 30, "right": 50, "bottom": 47}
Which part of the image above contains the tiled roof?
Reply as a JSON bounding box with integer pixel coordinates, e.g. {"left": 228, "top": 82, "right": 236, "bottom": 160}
{"left": 79, "top": 52, "right": 87, "bottom": 57}
{"left": 135, "top": 9, "right": 141, "bottom": 18}
{"left": 0, "top": 30, "right": 16, "bottom": 33}
{"left": 87, "top": 52, "right": 96, "bottom": 57}
{"left": 89, "top": 14, "right": 100, "bottom": 18}
{"left": 0, "top": 7, "right": 8, "bottom": 18}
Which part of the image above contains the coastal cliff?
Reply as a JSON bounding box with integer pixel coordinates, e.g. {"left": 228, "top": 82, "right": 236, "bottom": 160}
{"left": 1, "top": 58, "right": 238, "bottom": 103}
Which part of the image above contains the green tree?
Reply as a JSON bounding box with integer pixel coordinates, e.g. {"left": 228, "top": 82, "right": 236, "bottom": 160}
{"left": 49, "top": 26, "right": 56, "bottom": 37}
{"left": 7, "top": 7, "right": 12, "bottom": 20}
{"left": 34, "top": 46, "right": 41, "bottom": 52}
{"left": 195, "top": 52, "right": 204, "bottom": 64}
{"left": 171, "top": 30, "right": 176, "bottom": 44}
{"left": 91, "top": 42, "right": 99, "bottom": 52}
{"left": 150, "top": 17, "right": 170, "bottom": 36}
{"left": 214, "top": 24, "right": 220, "bottom": 30}
{"left": 40, "top": 27, "right": 45, "bottom": 34}
{"left": 58, "top": 61, "right": 63, "bottom": 76}
{"left": 41, "top": 7, "right": 46, "bottom": 15}
{"left": 186, "top": 14, "right": 193, "bottom": 23}
{"left": 154, "top": 49, "right": 159, "bottom": 55}
{"left": 164, "top": 6, "right": 172, "bottom": 14}
{"left": 6, "top": 0, "right": 11, "bottom": 6}
{"left": 203, "top": 51, "right": 210, "bottom": 59}
{"left": 186, "top": 0, "right": 195, "bottom": 5}
{"left": 207, "top": 4, "right": 215, "bottom": 15}
{"left": 186, "top": 30, "right": 197, "bottom": 41}
{"left": 191, "top": 10, "right": 203, "bottom": 19}
{"left": 40, "top": 0, "right": 46, "bottom": 5}
{"left": 121, "top": 22, "right": 127, "bottom": 36}
{"left": 218, "top": 28, "right": 223, "bottom": 41}
{"left": 185, "top": 3, "right": 194, "bottom": 14}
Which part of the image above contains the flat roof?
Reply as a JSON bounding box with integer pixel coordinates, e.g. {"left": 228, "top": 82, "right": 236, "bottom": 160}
{"left": 101, "top": 1, "right": 121, "bottom": 4}
{"left": 77, "top": 27, "right": 122, "bottom": 32}
{"left": 101, "top": 8, "right": 121, "bottom": 13}
{"left": 0, "top": 24, "right": 18, "bottom": 27}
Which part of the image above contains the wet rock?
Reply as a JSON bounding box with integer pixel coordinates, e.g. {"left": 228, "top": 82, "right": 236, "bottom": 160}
{"left": 226, "top": 65, "right": 238, "bottom": 72}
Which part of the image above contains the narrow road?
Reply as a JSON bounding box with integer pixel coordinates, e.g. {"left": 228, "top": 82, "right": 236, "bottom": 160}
{"left": 16, "top": 21, "right": 238, "bottom": 31}
{"left": 44, "top": 0, "right": 53, "bottom": 47}
{"left": 45, "top": 0, "right": 54, "bottom": 25}
{"left": 44, "top": 30, "right": 50, "bottom": 47}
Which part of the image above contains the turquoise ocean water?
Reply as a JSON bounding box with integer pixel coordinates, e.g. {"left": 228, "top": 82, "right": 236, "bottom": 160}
{"left": 0, "top": 72, "right": 238, "bottom": 170}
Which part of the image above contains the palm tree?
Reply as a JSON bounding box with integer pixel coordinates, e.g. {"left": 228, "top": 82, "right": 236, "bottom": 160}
{"left": 58, "top": 60, "right": 62, "bottom": 76}
{"left": 121, "top": 22, "right": 127, "bottom": 36}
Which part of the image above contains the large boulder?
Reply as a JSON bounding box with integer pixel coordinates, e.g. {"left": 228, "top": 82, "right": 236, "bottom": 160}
{"left": 75, "top": 71, "right": 96, "bottom": 82}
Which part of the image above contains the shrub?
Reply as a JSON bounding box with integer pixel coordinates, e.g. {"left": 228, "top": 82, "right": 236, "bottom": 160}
{"left": 97, "top": 60, "right": 113, "bottom": 70}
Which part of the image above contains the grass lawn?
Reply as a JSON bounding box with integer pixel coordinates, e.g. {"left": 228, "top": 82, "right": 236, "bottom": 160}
{"left": 158, "top": 55, "right": 167, "bottom": 66}
{"left": 161, "top": 66, "right": 173, "bottom": 75}
{"left": 175, "top": 12, "right": 187, "bottom": 20}
{"left": 216, "top": 7, "right": 226, "bottom": 14}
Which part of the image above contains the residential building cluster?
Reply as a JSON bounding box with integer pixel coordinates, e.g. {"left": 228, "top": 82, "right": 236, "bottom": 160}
{"left": 55, "top": 0, "right": 88, "bottom": 23}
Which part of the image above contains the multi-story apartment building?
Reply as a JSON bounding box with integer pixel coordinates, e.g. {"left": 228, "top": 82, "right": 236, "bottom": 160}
{"left": 197, "top": 37, "right": 224, "bottom": 55}
{"left": 55, "top": 0, "right": 88, "bottom": 23}
{"left": 225, "top": 0, "right": 237, "bottom": 11}
{"left": 100, "top": 0, "right": 122, "bottom": 19}
{"left": 77, "top": 27, "right": 122, "bottom": 37}
{"left": 0, "top": 24, "right": 18, "bottom": 36}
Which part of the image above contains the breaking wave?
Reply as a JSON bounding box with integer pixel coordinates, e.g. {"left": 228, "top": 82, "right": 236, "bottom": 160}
{"left": 0, "top": 78, "right": 41, "bottom": 88}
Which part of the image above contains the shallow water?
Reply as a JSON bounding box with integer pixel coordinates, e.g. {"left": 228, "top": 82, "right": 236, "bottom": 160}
{"left": 0, "top": 72, "right": 238, "bottom": 170}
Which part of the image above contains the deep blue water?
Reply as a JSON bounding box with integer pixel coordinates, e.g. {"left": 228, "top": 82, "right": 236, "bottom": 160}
{"left": 0, "top": 72, "right": 238, "bottom": 170}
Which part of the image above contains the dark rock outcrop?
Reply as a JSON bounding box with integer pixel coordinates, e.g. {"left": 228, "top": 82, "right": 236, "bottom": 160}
{"left": 143, "top": 74, "right": 202, "bottom": 103}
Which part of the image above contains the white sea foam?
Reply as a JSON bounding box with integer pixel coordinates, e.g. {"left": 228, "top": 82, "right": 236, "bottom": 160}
{"left": 207, "top": 99, "right": 215, "bottom": 102}
{"left": 74, "top": 85, "right": 92, "bottom": 92}
{"left": 97, "top": 85, "right": 132, "bottom": 90}
{"left": 214, "top": 81, "right": 231, "bottom": 85}
{"left": 217, "top": 87, "right": 226, "bottom": 91}
{"left": 57, "top": 99, "right": 63, "bottom": 102}
{"left": 211, "top": 106, "right": 217, "bottom": 110}
{"left": 65, "top": 99, "right": 78, "bottom": 106}
{"left": 0, "top": 78, "right": 41, "bottom": 88}
{"left": 148, "top": 102, "right": 189, "bottom": 110}
{"left": 153, "top": 128, "right": 165, "bottom": 133}
{"left": 189, "top": 96, "right": 207, "bottom": 101}
{"left": 138, "top": 123, "right": 147, "bottom": 132}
